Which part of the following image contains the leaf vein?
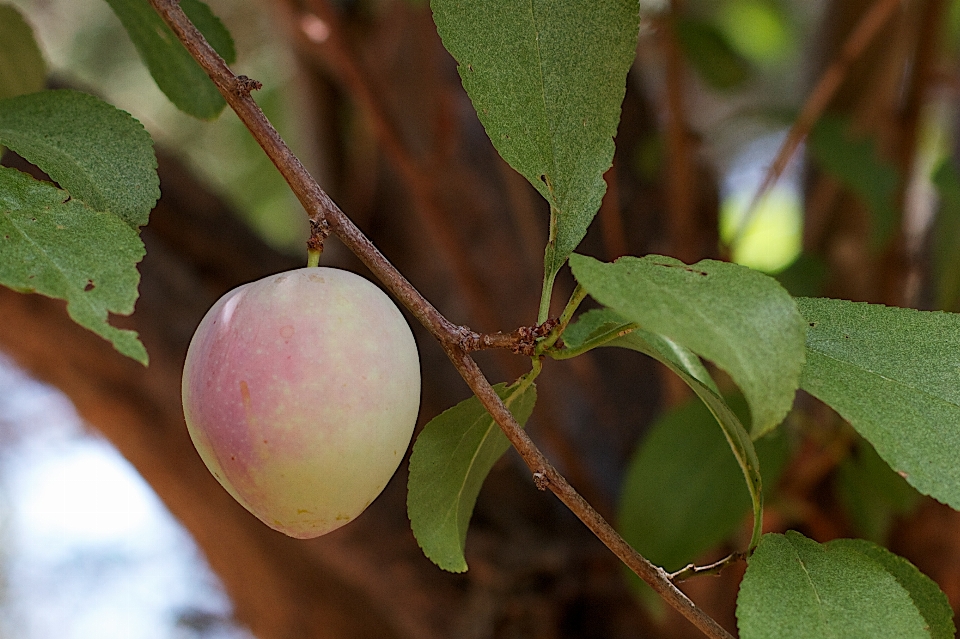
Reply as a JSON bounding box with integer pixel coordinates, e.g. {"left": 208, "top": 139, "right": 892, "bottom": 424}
{"left": 809, "top": 347, "right": 960, "bottom": 409}
{"left": 3, "top": 210, "right": 103, "bottom": 320}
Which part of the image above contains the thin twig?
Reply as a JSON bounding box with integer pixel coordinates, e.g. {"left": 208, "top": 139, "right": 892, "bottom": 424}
{"left": 732, "top": 0, "right": 904, "bottom": 246}
{"left": 460, "top": 319, "right": 559, "bottom": 356}
{"left": 669, "top": 552, "right": 746, "bottom": 583}
{"left": 147, "top": 2, "right": 734, "bottom": 637}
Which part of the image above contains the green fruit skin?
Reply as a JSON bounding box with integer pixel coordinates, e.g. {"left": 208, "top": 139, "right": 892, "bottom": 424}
{"left": 182, "top": 267, "right": 421, "bottom": 538}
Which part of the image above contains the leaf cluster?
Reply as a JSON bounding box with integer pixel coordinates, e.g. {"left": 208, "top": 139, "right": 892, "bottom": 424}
{"left": 0, "top": 0, "right": 233, "bottom": 363}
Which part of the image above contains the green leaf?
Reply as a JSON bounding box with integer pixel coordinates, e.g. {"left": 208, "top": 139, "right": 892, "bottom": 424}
{"left": 835, "top": 437, "right": 920, "bottom": 543}
{"left": 0, "top": 90, "right": 159, "bottom": 229}
{"left": 431, "top": 0, "right": 640, "bottom": 288}
{"left": 104, "top": 0, "right": 236, "bottom": 119}
{"left": 618, "top": 393, "right": 789, "bottom": 574}
{"left": 830, "top": 539, "right": 956, "bottom": 639}
{"left": 569, "top": 253, "right": 806, "bottom": 436}
{"left": 180, "top": 0, "right": 236, "bottom": 62}
{"left": 774, "top": 253, "right": 828, "bottom": 298}
{"left": 737, "top": 531, "right": 931, "bottom": 639}
{"left": 797, "top": 297, "right": 960, "bottom": 509}
{"left": 0, "top": 5, "right": 47, "bottom": 100}
{"left": 674, "top": 17, "right": 751, "bottom": 90}
{"left": 932, "top": 160, "right": 960, "bottom": 311}
{"left": 0, "top": 167, "right": 147, "bottom": 364}
{"left": 562, "top": 308, "right": 719, "bottom": 393}
{"left": 408, "top": 381, "right": 537, "bottom": 572}
{"left": 949, "top": 0, "right": 960, "bottom": 55}
{"left": 563, "top": 308, "right": 766, "bottom": 552}
{"left": 809, "top": 116, "right": 900, "bottom": 249}
{"left": 717, "top": 0, "right": 795, "bottom": 66}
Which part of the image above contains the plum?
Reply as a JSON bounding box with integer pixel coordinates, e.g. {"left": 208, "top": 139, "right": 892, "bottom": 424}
{"left": 182, "top": 267, "right": 421, "bottom": 538}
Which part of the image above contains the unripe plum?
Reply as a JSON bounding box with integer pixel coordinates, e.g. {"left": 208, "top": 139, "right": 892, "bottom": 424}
{"left": 182, "top": 267, "right": 420, "bottom": 539}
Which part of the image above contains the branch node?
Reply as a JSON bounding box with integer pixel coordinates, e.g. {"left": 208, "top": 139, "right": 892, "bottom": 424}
{"left": 307, "top": 217, "right": 330, "bottom": 250}
{"left": 461, "top": 318, "right": 560, "bottom": 356}
{"left": 456, "top": 326, "right": 482, "bottom": 352}
{"left": 306, "top": 218, "right": 331, "bottom": 265}
{"left": 513, "top": 318, "right": 559, "bottom": 356}
{"left": 532, "top": 471, "right": 550, "bottom": 491}
{"left": 234, "top": 75, "right": 263, "bottom": 96}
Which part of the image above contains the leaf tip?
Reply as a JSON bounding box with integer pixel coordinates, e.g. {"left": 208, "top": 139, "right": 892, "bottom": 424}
{"left": 121, "top": 336, "right": 149, "bottom": 366}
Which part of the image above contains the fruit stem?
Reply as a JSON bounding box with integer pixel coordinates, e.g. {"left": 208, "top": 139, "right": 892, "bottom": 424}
{"left": 306, "top": 218, "right": 328, "bottom": 267}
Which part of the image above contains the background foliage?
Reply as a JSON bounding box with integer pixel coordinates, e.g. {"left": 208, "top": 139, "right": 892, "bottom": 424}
{"left": 2, "top": 0, "right": 960, "bottom": 637}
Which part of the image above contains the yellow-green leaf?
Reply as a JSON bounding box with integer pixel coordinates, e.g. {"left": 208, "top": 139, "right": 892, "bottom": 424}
{"left": 407, "top": 381, "right": 536, "bottom": 572}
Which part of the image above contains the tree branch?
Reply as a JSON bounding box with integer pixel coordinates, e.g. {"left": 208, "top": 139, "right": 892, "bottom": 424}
{"left": 460, "top": 319, "right": 558, "bottom": 356}
{"left": 279, "top": 0, "right": 501, "bottom": 332}
{"left": 280, "top": 0, "right": 609, "bottom": 507}
{"left": 147, "top": 2, "right": 734, "bottom": 637}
